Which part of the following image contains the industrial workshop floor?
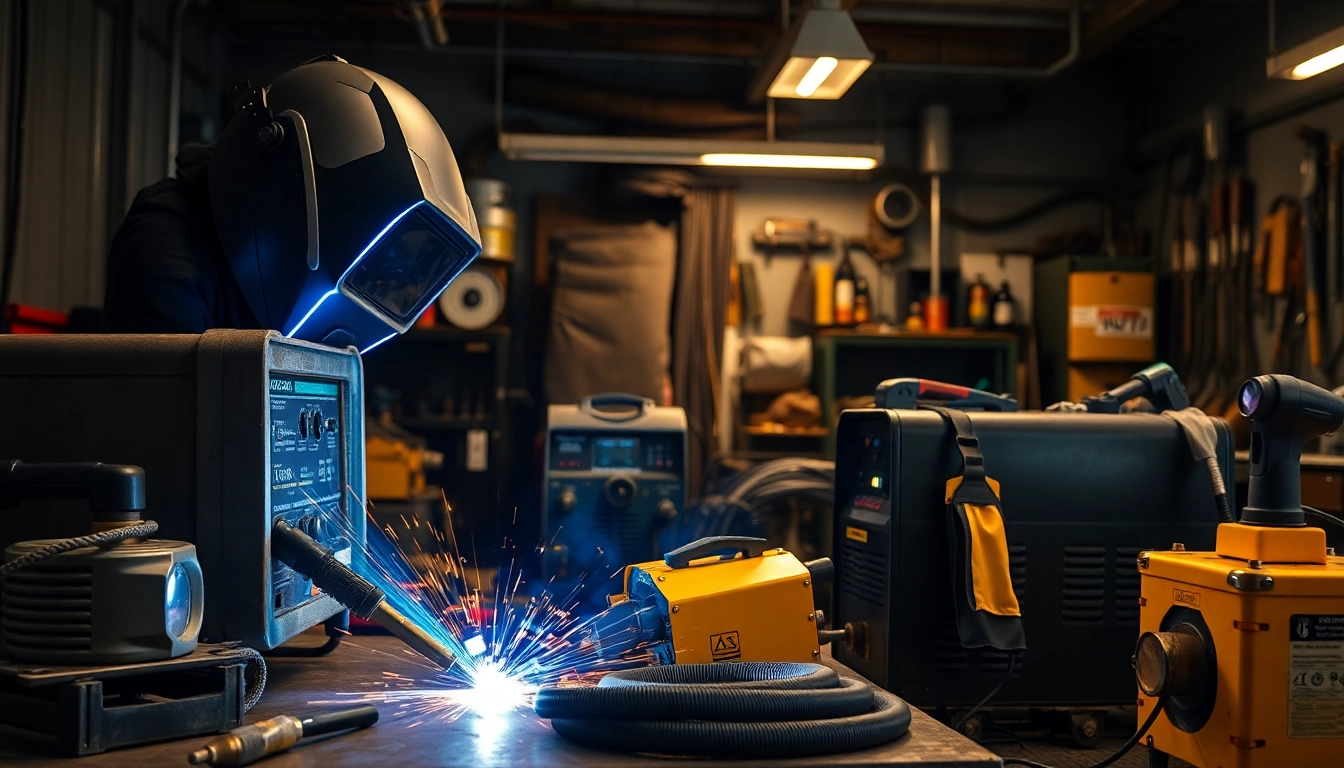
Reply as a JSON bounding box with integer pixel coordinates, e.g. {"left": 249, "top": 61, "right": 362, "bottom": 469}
{"left": 991, "top": 739, "right": 1193, "bottom": 768}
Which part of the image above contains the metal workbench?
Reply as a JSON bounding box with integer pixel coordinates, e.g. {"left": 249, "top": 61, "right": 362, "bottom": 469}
{"left": 0, "top": 635, "right": 1002, "bottom": 767}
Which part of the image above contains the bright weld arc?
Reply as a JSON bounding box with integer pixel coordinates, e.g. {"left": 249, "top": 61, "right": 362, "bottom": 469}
{"left": 298, "top": 487, "right": 654, "bottom": 723}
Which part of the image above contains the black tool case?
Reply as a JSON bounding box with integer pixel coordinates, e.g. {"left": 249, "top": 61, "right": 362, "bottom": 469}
{"left": 832, "top": 409, "right": 1230, "bottom": 707}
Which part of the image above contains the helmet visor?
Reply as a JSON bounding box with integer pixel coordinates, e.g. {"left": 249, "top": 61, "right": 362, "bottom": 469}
{"left": 342, "top": 202, "right": 478, "bottom": 326}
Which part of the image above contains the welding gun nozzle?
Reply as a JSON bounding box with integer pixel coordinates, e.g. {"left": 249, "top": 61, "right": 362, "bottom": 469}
{"left": 369, "top": 601, "right": 458, "bottom": 671}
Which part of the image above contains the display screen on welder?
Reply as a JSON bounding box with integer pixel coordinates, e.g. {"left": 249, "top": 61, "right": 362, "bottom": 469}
{"left": 344, "top": 206, "right": 478, "bottom": 325}
{"left": 269, "top": 375, "right": 344, "bottom": 522}
{"left": 551, "top": 432, "right": 680, "bottom": 472}
{"left": 594, "top": 438, "right": 638, "bottom": 469}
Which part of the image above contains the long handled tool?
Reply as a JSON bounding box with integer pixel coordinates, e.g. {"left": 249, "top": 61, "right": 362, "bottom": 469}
{"left": 1297, "top": 126, "right": 1330, "bottom": 371}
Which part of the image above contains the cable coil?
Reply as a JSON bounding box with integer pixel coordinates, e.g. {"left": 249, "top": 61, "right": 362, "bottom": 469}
{"left": 535, "top": 662, "right": 911, "bottom": 758}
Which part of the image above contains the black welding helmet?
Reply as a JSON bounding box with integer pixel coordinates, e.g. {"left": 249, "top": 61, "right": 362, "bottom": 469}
{"left": 210, "top": 56, "right": 481, "bottom": 352}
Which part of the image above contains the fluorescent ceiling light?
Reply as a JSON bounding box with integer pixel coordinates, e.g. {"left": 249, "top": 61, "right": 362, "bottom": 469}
{"left": 793, "top": 57, "right": 839, "bottom": 97}
{"left": 1268, "top": 25, "right": 1344, "bottom": 80}
{"left": 751, "top": 0, "right": 874, "bottom": 102}
{"left": 499, "top": 133, "right": 883, "bottom": 172}
{"left": 700, "top": 153, "right": 876, "bottom": 170}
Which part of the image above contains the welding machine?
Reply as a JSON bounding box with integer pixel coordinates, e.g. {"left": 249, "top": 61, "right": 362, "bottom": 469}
{"left": 543, "top": 394, "right": 686, "bottom": 595}
{"left": 832, "top": 407, "right": 1231, "bottom": 709}
{"left": 588, "top": 535, "right": 834, "bottom": 664}
{"left": 0, "top": 330, "right": 366, "bottom": 649}
{"left": 1136, "top": 375, "right": 1344, "bottom": 768}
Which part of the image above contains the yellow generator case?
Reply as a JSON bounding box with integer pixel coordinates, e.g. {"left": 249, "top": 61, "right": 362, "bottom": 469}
{"left": 1138, "top": 523, "right": 1344, "bottom": 768}
{"left": 592, "top": 537, "right": 828, "bottom": 665}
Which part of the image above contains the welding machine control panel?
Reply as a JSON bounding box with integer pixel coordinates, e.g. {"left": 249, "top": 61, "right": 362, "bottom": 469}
{"left": 269, "top": 374, "right": 347, "bottom": 613}
{"left": 544, "top": 429, "right": 686, "bottom": 602}
{"left": 550, "top": 433, "right": 680, "bottom": 472}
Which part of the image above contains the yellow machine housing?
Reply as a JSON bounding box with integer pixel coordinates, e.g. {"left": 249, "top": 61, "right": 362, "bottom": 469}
{"left": 1139, "top": 522, "right": 1344, "bottom": 768}
{"left": 365, "top": 418, "right": 443, "bottom": 501}
{"left": 613, "top": 546, "right": 822, "bottom": 664}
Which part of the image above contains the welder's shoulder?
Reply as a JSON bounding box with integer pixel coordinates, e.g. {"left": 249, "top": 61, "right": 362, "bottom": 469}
{"left": 102, "top": 176, "right": 223, "bottom": 334}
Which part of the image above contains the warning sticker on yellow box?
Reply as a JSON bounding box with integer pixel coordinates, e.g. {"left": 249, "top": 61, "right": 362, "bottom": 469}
{"left": 1070, "top": 305, "right": 1153, "bottom": 339}
{"left": 1288, "top": 614, "right": 1344, "bottom": 738}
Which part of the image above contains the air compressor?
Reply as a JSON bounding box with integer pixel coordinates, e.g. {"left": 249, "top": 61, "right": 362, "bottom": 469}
{"left": 1136, "top": 375, "right": 1344, "bottom": 768}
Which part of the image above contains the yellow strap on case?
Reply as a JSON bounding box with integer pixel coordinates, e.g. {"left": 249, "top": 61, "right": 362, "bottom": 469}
{"left": 946, "top": 476, "right": 1020, "bottom": 617}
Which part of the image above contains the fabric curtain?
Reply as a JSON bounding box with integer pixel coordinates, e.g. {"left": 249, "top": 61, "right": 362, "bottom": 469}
{"left": 544, "top": 221, "right": 677, "bottom": 405}
{"left": 673, "top": 185, "right": 736, "bottom": 498}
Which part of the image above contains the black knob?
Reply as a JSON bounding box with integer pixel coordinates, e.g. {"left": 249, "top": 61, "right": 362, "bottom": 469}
{"left": 312, "top": 410, "right": 324, "bottom": 439}
{"left": 557, "top": 489, "right": 578, "bottom": 513}
{"left": 804, "top": 557, "right": 836, "bottom": 585}
{"left": 656, "top": 498, "right": 678, "bottom": 521}
{"left": 325, "top": 417, "right": 338, "bottom": 434}
{"left": 298, "top": 515, "right": 324, "bottom": 543}
{"left": 298, "top": 411, "right": 309, "bottom": 439}
{"left": 603, "top": 476, "right": 637, "bottom": 508}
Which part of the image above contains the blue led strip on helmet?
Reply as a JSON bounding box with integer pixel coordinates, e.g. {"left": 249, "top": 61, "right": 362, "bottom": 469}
{"left": 285, "top": 200, "right": 427, "bottom": 339}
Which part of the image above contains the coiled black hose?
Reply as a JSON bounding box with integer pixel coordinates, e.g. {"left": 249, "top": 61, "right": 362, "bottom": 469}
{"left": 535, "top": 663, "right": 910, "bottom": 758}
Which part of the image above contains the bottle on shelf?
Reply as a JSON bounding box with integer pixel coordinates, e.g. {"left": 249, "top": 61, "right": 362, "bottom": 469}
{"left": 967, "top": 274, "right": 991, "bottom": 330}
{"left": 992, "top": 280, "right": 1017, "bottom": 329}
{"left": 834, "top": 253, "right": 856, "bottom": 326}
{"left": 814, "top": 261, "right": 835, "bottom": 327}
{"left": 906, "top": 300, "right": 925, "bottom": 331}
{"left": 855, "top": 277, "right": 871, "bottom": 324}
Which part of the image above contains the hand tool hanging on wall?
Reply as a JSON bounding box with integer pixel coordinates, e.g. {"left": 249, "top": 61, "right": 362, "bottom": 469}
{"left": 1328, "top": 143, "right": 1341, "bottom": 303}
{"left": 1227, "top": 177, "right": 1262, "bottom": 395}
{"left": 1297, "top": 126, "right": 1330, "bottom": 371}
{"left": 1181, "top": 197, "right": 1208, "bottom": 399}
{"left": 1270, "top": 202, "right": 1306, "bottom": 373}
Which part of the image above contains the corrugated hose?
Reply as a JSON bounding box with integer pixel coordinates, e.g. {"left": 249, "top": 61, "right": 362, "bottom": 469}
{"left": 534, "top": 662, "right": 910, "bottom": 758}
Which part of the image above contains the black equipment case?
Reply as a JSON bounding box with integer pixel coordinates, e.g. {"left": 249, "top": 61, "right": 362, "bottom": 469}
{"left": 832, "top": 409, "right": 1231, "bottom": 707}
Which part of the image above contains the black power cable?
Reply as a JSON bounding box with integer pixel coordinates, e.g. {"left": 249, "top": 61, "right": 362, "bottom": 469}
{"left": 1304, "top": 504, "right": 1344, "bottom": 531}
{"left": 952, "top": 652, "right": 1017, "bottom": 732}
{"left": 1000, "top": 699, "right": 1166, "bottom": 768}
{"left": 0, "top": 520, "right": 159, "bottom": 579}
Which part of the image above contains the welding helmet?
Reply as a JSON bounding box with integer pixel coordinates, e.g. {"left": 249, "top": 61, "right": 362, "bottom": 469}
{"left": 210, "top": 56, "right": 481, "bottom": 352}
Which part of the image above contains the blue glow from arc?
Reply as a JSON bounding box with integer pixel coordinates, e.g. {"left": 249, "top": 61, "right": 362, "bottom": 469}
{"left": 285, "top": 200, "right": 427, "bottom": 339}
{"left": 360, "top": 332, "right": 398, "bottom": 355}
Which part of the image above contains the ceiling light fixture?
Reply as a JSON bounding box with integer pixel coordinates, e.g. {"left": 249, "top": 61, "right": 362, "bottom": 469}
{"left": 498, "top": 133, "right": 883, "bottom": 172}
{"left": 1266, "top": 0, "right": 1344, "bottom": 80}
{"left": 750, "top": 0, "right": 873, "bottom": 103}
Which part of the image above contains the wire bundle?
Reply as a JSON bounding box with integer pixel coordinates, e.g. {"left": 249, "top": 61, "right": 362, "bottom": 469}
{"left": 535, "top": 662, "right": 910, "bottom": 758}
{"left": 671, "top": 458, "right": 835, "bottom": 543}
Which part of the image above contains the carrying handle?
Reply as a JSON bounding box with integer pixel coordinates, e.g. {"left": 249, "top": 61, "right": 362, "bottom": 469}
{"left": 0, "top": 460, "right": 146, "bottom": 519}
{"left": 664, "top": 536, "right": 770, "bottom": 569}
{"left": 580, "top": 393, "right": 654, "bottom": 422}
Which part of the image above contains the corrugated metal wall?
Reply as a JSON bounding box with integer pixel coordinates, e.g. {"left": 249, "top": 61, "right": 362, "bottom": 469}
{"left": 2, "top": 0, "right": 229, "bottom": 314}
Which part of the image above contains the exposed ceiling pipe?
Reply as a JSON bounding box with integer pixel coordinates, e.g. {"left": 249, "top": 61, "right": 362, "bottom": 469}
{"left": 506, "top": 69, "right": 802, "bottom": 133}
{"left": 166, "top": 0, "right": 192, "bottom": 177}
{"left": 409, "top": 0, "right": 449, "bottom": 49}
{"left": 871, "top": 0, "right": 1079, "bottom": 78}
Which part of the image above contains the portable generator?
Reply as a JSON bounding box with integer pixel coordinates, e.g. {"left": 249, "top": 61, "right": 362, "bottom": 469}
{"left": 832, "top": 408, "right": 1230, "bottom": 708}
{"left": 1137, "top": 375, "right": 1344, "bottom": 768}
{"left": 587, "top": 536, "right": 834, "bottom": 665}
{"left": 543, "top": 394, "right": 686, "bottom": 598}
{"left": 0, "top": 330, "right": 366, "bottom": 649}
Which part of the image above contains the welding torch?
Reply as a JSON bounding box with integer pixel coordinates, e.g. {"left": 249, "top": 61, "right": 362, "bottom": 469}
{"left": 188, "top": 704, "right": 379, "bottom": 766}
{"left": 270, "top": 519, "right": 457, "bottom": 672}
